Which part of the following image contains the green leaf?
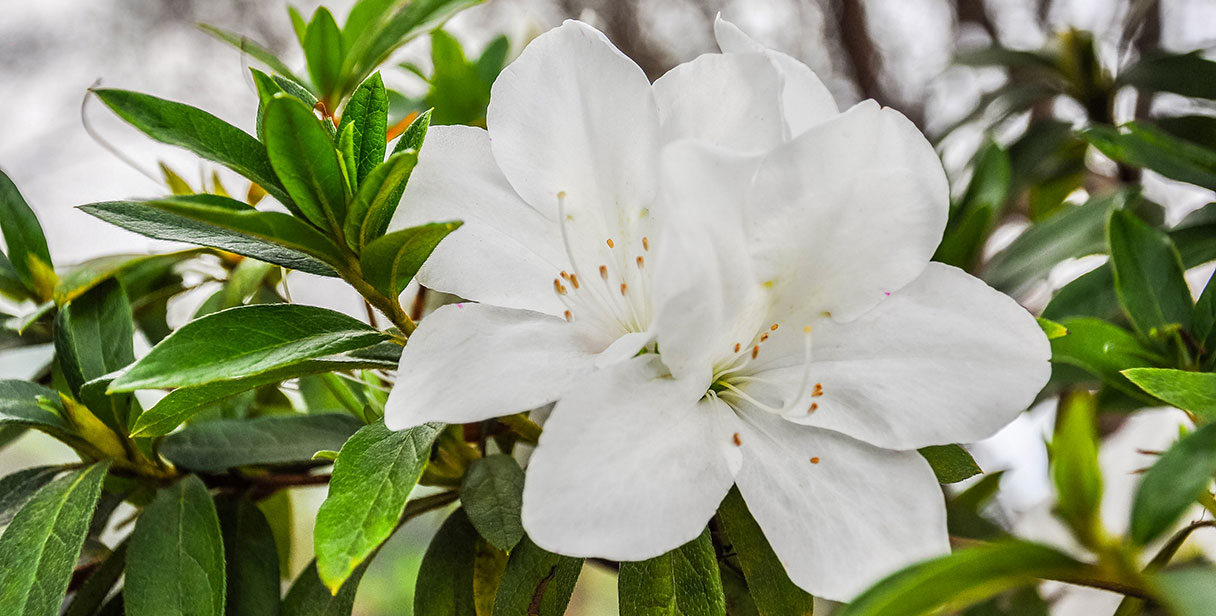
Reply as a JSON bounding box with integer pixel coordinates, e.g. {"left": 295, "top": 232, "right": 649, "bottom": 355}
{"left": 1050, "top": 391, "right": 1102, "bottom": 545}
{"left": 315, "top": 421, "right": 443, "bottom": 591}
{"left": 0, "top": 466, "right": 60, "bottom": 526}
{"left": 63, "top": 541, "right": 127, "bottom": 616}
{"left": 1049, "top": 317, "right": 1164, "bottom": 398}
{"left": 93, "top": 89, "right": 293, "bottom": 209}
{"left": 1152, "top": 566, "right": 1216, "bottom": 616}
{"left": 345, "top": 151, "right": 419, "bottom": 250}
{"left": 391, "top": 107, "right": 432, "bottom": 155}
{"left": 0, "top": 461, "right": 110, "bottom": 616}
{"left": 1122, "top": 368, "right": 1216, "bottom": 420}
{"left": 1194, "top": 269, "right": 1216, "bottom": 367}
{"left": 263, "top": 95, "right": 348, "bottom": 231}
{"left": 1157, "top": 115, "right": 1216, "bottom": 149}
{"left": 259, "top": 491, "right": 294, "bottom": 579}
{"left": 618, "top": 528, "right": 725, "bottom": 616}
{"left": 1042, "top": 263, "right": 1121, "bottom": 324}
{"left": 1118, "top": 51, "right": 1216, "bottom": 100}
{"left": 426, "top": 30, "right": 492, "bottom": 126}
{"left": 1129, "top": 422, "right": 1216, "bottom": 545}
{"left": 54, "top": 251, "right": 200, "bottom": 305}
{"left": 160, "top": 413, "right": 362, "bottom": 471}
{"left": 460, "top": 454, "right": 525, "bottom": 551}
{"left": 1084, "top": 123, "right": 1216, "bottom": 192}
{"left": 475, "top": 35, "right": 510, "bottom": 85}
{"left": 0, "top": 169, "right": 53, "bottom": 294}
{"left": 835, "top": 541, "right": 1085, "bottom": 616}
{"left": 282, "top": 560, "right": 366, "bottom": 616}
{"left": 80, "top": 197, "right": 345, "bottom": 276}
{"left": 55, "top": 278, "right": 136, "bottom": 432}
{"left": 416, "top": 508, "right": 479, "bottom": 616}
{"left": 126, "top": 475, "right": 225, "bottom": 616}
{"left": 304, "top": 8, "right": 344, "bottom": 105}
{"left": 216, "top": 495, "right": 281, "bottom": 616}
{"left": 1037, "top": 318, "right": 1068, "bottom": 340}
{"left": 0, "top": 380, "right": 76, "bottom": 441}
{"left": 337, "top": 123, "right": 357, "bottom": 196}
{"left": 983, "top": 193, "right": 1115, "bottom": 295}
{"left": 716, "top": 488, "right": 814, "bottom": 616}
{"left": 918, "top": 444, "right": 982, "bottom": 484}
{"left": 361, "top": 221, "right": 461, "bottom": 297}
{"left": 198, "top": 24, "right": 303, "bottom": 86}
{"left": 110, "top": 303, "right": 387, "bottom": 392}
{"left": 337, "top": 73, "right": 388, "bottom": 185}
{"left": 1107, "top": 209, "right": 1193, "bottom": 339}
{"left": 934, "top": 141, "right": 1011, "bottom": 270}
{"left": 492, "top": 535, "right": 582, "bottom": 616}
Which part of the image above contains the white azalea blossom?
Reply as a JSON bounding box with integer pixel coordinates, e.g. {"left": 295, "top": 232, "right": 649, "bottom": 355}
{"left": 385, "top": 16, "right": 1051, "bottom": 600}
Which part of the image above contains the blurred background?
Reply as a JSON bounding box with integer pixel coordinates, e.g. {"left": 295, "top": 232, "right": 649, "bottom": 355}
{"left": 2, "top": 0, "right": 1215, "bottom": 613}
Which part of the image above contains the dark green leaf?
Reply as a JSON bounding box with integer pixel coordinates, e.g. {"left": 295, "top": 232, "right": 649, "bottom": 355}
{"left": 1129, "top": 422, "right": 1216, "bottom": 545}
{"left": 618, "top": 528, "right": 725, "bottom": 616}
{"left": 315, "top": 421, "right": 442, "bottom": 591}
{"left": 1157, "top": 115, "right": 1216, "bottom": 150}
{"left": 216, "top": 495, "right": 281, "bottom": 616}
{"left": 263, "top": 95, "right": 348, "bottom": 230}
{"left": 0, "top": 169, "right": 53, "bottom": 294}
{"left": 1049, "top": 317, "right": 1165, "bottom": 398}
{"left": 54, "top": 278, "right": 136, "bottom": 432}
{"left": 919, "top": 444, "right": 982, "bottom": 484}
{"left": 304, "top": 8, "right": 344, "bottom": 104}
{"left": 126, "top": 475, "right": 225, "bottom": 616}
{"left": 337, "top": 73, "right": 389, "bottom": 185}
{"left": 426, "top": 30, "right": 492, "bottom": 126}
{"left": 492, "top": 535, "right": 582, "bottom": 616}
{"left": 1122, "top": 368, "right": 1216, "bottom": 420}
{"left": 391, "top": 108, "right": 432, "bottom": 155}
{"left": 54, "top": 251, "right": 199, "bottom": 305}
{"left": 282, "top": 560, "right": 366, "bottom": 616}
{"left": 1041, "top": 264, "right": 1121, "bottom": 323}
{"left": 1050, "top": 391, "right": 1102, "bottom": 545}
{"left": 0, "top": 380, "right": 75, "bottom": 440}
{"left": 716, "top": 488, "right": 814, "bottom": 616}
{"left": 361, "top": 221, "right": 461, "bottom": 297}
{"left": 63, "top": 541, "right": 127, "bottom": 616}
{"left": 1194, "top": 269, "right": 1216, "bottom": 367}
{"left": 161, "top": 413, "right": 361, "bottom": 471}
{"left": 81, "top": 196, "right": 345, "bottom": 277}
{"left": 460, "top": 453, "right": 525, "bottom": 551}
{"left": 198, "top": 24, "right": 303, "bottom": 85}
{"left": 345, "top": 151, "right": 418, "bottom": 250}
{"left": 93, "top": 89, "right": 292, "bottom": 209}
{"left": 1084, "top": 123, "right": 1216, "bottom": 192}
{"left": 0, "top": 462, "right": 110, "bottom": 616}
{"left": 1108, "top": 209, "right": 1192, "bottom": 339}
{"left": 983, "top": 193, "right": 1115, "bottom": 295}
{"left": 110, "top": 304, "right": 387, "bottom": 392}
{"left": 0, "top": 466, "right": 60, "bottom": 526}
{"left": 1118, "top": 51, "right": 1216, "bottom": 100}
{"left": 416, "top": 508, "right": 478, "bottom": 616}
{"left": 934, "top": 141, "right": 1011, "bottom": 270}
{"left": 1153, "top": 566, "right": 1216, "bottom": 616}
{"left": 475, "top": 35, "right": 510, "bottom": 85}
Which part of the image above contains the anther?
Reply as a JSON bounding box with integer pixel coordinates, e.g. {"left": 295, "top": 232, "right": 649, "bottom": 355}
{"left": 570, "top": 274, "right": 580, "bottom": 289}
{"left": 733, "top": 343, "right": 741, "bottom": 353}
{"left": 810, "top": 457, "right": 820, "bottom": 464}
{"left": 732, "top": 433, "right": 742, "bottom": 446}
{"left": 760, "top": 333, "right": 769, "bottom": 342}
{"left": 620, "top": 282, "right": 628, "bottom": 296}
{"left": 751, "top": 345, "right": 759, "bottom": 360}
{"left": 564, "top": 310, "right": 573, "bottom": 322}
{"left": 771, "top": 324, "right": 779, "bottom": 331}
{"left": 812, "top": 383, "right": 823, "bottom": 397}
{"left": 642, "top": 237, "right": 649, "bottom": 251}
{"left": 553, "top": 279, "right": 567, "bottom": 295}
{"left": 808, "top": 403, "right": 818, "bottom": 413}
{"left": 606, "top": 238, "right": 615, "bottom": 249}
{"left": 560, "top": 270, "right": 569, "bottom": 280}
{"left": 599, "top": 265, "right": 608, "bottom": 280}
{"left": 636, "top": 256, "right": 644, "bottom": 268}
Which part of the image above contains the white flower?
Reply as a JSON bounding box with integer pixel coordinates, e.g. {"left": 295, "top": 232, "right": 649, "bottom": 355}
{"left": 385, "top": 17, "right": 1051, "bottom": 600}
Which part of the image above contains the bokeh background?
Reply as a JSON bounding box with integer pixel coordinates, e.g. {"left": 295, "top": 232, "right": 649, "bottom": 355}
{"left": 2, "top": 0, "right": 1215, "bottom": 613}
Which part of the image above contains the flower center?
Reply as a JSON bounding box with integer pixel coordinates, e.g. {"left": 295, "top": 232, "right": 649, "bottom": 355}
{"left": 706, "top": 324, "right": 818, "bottom": 415}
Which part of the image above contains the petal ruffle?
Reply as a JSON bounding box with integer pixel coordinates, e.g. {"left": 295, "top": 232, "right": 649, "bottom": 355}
{"left": 653, "top": 51, "right": 787, "bottom": 152}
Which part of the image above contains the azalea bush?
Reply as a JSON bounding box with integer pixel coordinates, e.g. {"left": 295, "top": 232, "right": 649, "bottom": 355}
{"left": 0, "top": 1, "right": 1215, "bottom": 615}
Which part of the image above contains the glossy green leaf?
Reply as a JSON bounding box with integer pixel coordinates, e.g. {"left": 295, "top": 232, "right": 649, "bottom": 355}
{"left": 1129, "top": 422, "right": 1216, "bottom": 545}
{"left": 54, "top": 278, "right": 135, "bottom": 432}
{"left": 716, "top": 488, "right": 814, "bottom": 616}
{"left": 391, "top": 108, "right": 432, "bottom": 155}
{"left": 80, "top": 196, "right": 345, "bottom": 276}
{"left": 54, "top": 251, "right": 199, "bottom": 305}
{"left": 1084, "top": 123, "right": 1216, "bottom": 192}
{"left": 198, "top": 24, "right": 303, "bottom": 85}
{"left": 1194, "top": 269, "right": 1216, "bottom": 368}
{"left": 160, "top": 413, "right": 362, "bottom": 471}
{"left": 0, "top": 466, "right": 60, "bottom": 526}
{"left": 934, "top": 141, "right": 1011, "bottom": 270}
{"left": 337, "top": 73, "right": 388, "bottom": 185}
{"left": 416, "top": 508, "right": 479, "bottom": 616}
{"left": 282, "top": 560, "right": 367, "bottom": 616}
{"left": 126, "top": 475, "right": 225, "bottom": 616}
{"left": 836, "top": 541, "right": 1084, "bottom": 616}
{"left": 1153, "top": 566, "right": 1216, "bottom": 616}
{"left": 316, "top": 421, "right": 443, "bottom": 591}
{"left": 63, "top": 541, "right": 127, "bottom": 616}
{"left": 1048, "top": 317, "right": 1164, "bottom": 398}
{"left": 1122, "top": 368, "right": 1216, "bottom": 420}
{"left": 337, "top": 123, "right": 357, "bottom": 196}
{"left": 304, "top": 8, "right": 344, "bottom": 104}
{"left": 1041, "top": 264, "right": 1121, "bottom": 324}
{"left": 0, "top": 462, "right": 110, "bottom": 616}
{"left": 0, "top": 169, "right": 53, "bottom": 293}
{"left": 1119, "top": 51, "right": 1216, "bottom": 100}
{"left": 983, "top": 193, "right": 1114, "bottom": 295}
{"left": 216, "top": 495, "right": 281, "bottom": 616}
{"left": 110, "top": 304, "right": 387, "bottom": 392}
{"left": 618, "top": 528, "right": 725, "bottom": 616}
{"left": 460, "top": 453, "right": 525, "bottom": 551}
{"left": 0, "top": 380, "right": 76, "bottom": 441}
{"left": 918, "top": 444, "right": 982, "bottom": 484}
{"left": 93, "top": 89, "right": 292, "bottom": 208}
{"left": 1108, "top": 209, "right": 1192, "bottom": 339}
{"left": 1037, "top": 318, "right": 1069, "bottom": 340}
{"left": 263, "top": 95, "right": 348, "bottom": 230}
{"left": 1050, "top": 391, "right": 1102, "bottom": 545}
{"left": 361, "top": 221, "right": 461, "bottom": 297}
{"left": 492, "top": 535, "right": 582, "bottom": 616}
{"left": 345, "top": 151, "right": 418, "bottom": 250}
{"left": 426, "top": 30, "right": 493, "bottom": 126}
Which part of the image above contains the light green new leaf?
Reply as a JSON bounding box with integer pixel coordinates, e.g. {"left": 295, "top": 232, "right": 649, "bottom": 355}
{"left": 492, "top": 535, "right": 583, "bottom": 616}
{"left": 337, "top": 123, "right": 357, "bottom": 196}
{"left": 918, "top": 444, "right": 982, "bottom": 484}
{"left": 717, "top": 488, "right": 814, "bottom": 616}
{"left": 337, "top": 73, "right": 389, "bottom": 185}
{"left": 1084, "top": 123, "right": 1216, "bottom": 192}
{"left": 836, "top": 541, "right": 1085, "bottom": 616}
{"left": 361, "top": 221, "right": 461, "bottom": 297}
{"left": 618, "top": 528, "right": 725, "bottom": 616}
{"left": 0, "top": 169, "right": 53, "bottom": 294}
{"left": 80, "top": 196, "right": 346, "bottom": 277}
{"left": 110, "top": 303, "right": 387, "bottom": 392}
{"left": 54, "top": 278, "right": 136, "bottom": 432}
{"left": 0, "top": 466, "right": 60, "bottom": 526}
{"left": 1108, "top": 209, "right": 1193, "bottom": 340}
{"left": 198, "top": 24, "right": 303, "bottom": 85}
{"left": 1037, "top": 317, "right": 1069, "bottom": 340}
{"left": 282, "top": 560, "right": 367, "bottom": 616}
{"left": 1122, "top": 368, "right": 1216, "bottom": 420}
{"left": 93, "top": 89, "right": 293, "bottom": 209}
{"left": 263, "top": 95, "right": 349, "bottom": 231}
{"left": 126, "top": 475, "right": 225, "bottom": 616}
{"left": 160, "top": 413, "right": 362, "bottom": 472}
{"left": 217, "top": 495, "right": 281, "bottom": 616}
{"left": 1050, "top": 391, "right": 1103, "bottom": 546}
{"left": 345, "top": 151, "right": 419, "bottom": 250}
{"left": 460, "top": 454, "right": 525, "bottom": 551}
{"left": 304, "top": 8, "right": 344, "bottom": 104}
{"left": 1129, "top": 422, "right": 1216, "bottom": 545}
{"left": 316, "top": 421, "right": 443, "bottom": 591}
{"left": 391, "top": 108, "right": 432, "bottom": 156}
{"left": 0, "top": 461, "right": 110, "bottom": 616}
{"left": 416, "top": 508, "right": 479, "bottom": 616}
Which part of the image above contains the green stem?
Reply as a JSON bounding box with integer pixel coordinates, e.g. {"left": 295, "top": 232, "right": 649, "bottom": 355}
{"left": 336, "top": 255, "right": 416, "bottom": 337}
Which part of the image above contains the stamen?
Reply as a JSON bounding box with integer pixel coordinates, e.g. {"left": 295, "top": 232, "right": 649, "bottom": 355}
{"left": 564, "top": 310, "right": 573, "bottom": 322}
{"left": 570, "top": 274, "right": 580, "bottom": 289}
{"left": 760, "top": 333, "right": 769, "bottom": 342}
{"left": 553, "top": 278, "right": 567, "bottom": 295}
{"left": 751, "top": 345, "right": 759, "bottom": 360}
{"left": 560, "top": 270, "right": 569, "bottom": 280}
{"left": 642, "top": 237, "right": 649, "bottom": 251}
{"left": 770, "top": 323, "right": 779, "bottom": 331}
{"left": 620, "top": 282, "right": 628, "bottom": 296}
{"left": 732, "top": 433, "right": 742, "bottom": 446}
{"left": 733, "top": 343, "right": 741, "bottom": 353}
{"left": 606, "top": 238, "right": 615, "bottom": 248}
{"left": 636, "top": 256, "right": 644, "bottom": 268}
{"left": 599, "top": 265, "right": 608, "bottom": 280}
{"left": 810, "top": 457, "right": 820, "bottom": 464}
{"left": 812, "top": 383, "right": 823, "bottom": 397}
{"left": 808, "top": 402, "right": 818, "bottom": 413}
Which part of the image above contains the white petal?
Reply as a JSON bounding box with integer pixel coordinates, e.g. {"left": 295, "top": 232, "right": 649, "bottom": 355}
{"left": 521, "top": 356, "right": 741, "bottom": 560}
{"left": 384, "top": 303, "right": 607, "bottom": 429}
{"left": 781, "top": 263, "right": 1052, "bottom": 450}
{"left": 748, "top": 100, "right": 948, "bottom": 324}
{"left": 394, "top": 125, "right": 566, "bottom": 315}
{"left": 653, "top": 52, "right": 786, "bottom": 151}
{"left": 713, "top": 15, "right": 838, "bottom": 136}
{"left": 487, "top": 21, "right": 659, "bottom": 223}
{"left": 734, "top": 408, "right": 948, "bottom": 601}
